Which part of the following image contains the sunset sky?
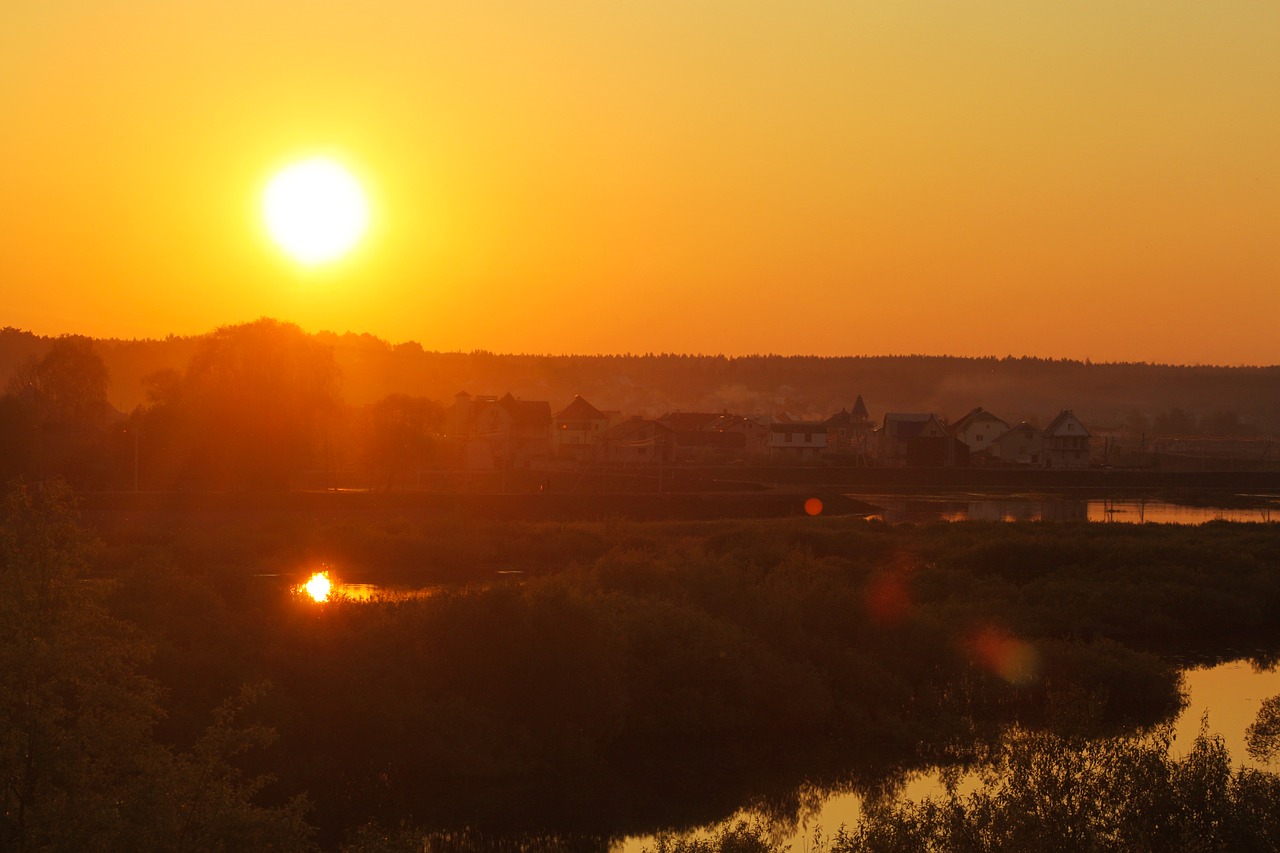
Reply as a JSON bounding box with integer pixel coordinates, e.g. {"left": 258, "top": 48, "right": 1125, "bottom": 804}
{"left": 3, "top": 1, "right": 1277, "bottom": 364}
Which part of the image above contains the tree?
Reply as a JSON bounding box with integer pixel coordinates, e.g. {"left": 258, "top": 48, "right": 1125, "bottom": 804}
{"left": 0, "top": 338, "right": 116, "bottom": 486}
{"left": 0, "top": 479, "right": 314, "bottom": 850}
{"left": 1247, "top": 694, "right": 1280, "bottom": 765}
{"left": 361, "top": 394, "right": 444, "bottom": 490}
{"left": 5, "top": 336, "right": 110, "bottom": 428}
{"left": 137, "top": 319, "right": 341, "bottom": 490}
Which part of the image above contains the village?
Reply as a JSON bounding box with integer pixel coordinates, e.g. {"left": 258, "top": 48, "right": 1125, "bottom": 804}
{"left": 446, "top": 391, "right": 1094, "bottom": 472}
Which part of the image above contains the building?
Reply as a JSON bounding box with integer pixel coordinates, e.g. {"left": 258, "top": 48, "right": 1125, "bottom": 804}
{"left": 824, "top": 394, "right": 873, "bottom": 462}
{"left": 769, "top": 421, "right": 828, "bottom": 460}
{"left": 706, "top": 414, "right": 772, "bottom": 458}
{"left": 992, "top": 421, "right": 1042, "bottom": 466}
{"left": 598, "top": 417, "right": 674, "bottom": 465}
{"left": 950, "top": 407, "right": 1010, "bottom": 461}
{"left": 876, "top": 413, "right": 955, "bottom": 467}
{"left": 552, "top": 396, "right": 616, "bottom": 461}
{"left": 448, "top": 391, "right": 551, "bottom": 468}
{"left": 1041, "top": 410, "right": 1092, "bottom": 469}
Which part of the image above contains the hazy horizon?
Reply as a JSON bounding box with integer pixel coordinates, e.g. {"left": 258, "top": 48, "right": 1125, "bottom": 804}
{"left": 7, "top": 319, "right": 1280, "bottom": 370}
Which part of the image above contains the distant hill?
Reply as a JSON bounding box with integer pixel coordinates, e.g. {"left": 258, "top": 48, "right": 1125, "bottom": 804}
{"left": 2, "top": 324, "right": 1277, "bottom": 432}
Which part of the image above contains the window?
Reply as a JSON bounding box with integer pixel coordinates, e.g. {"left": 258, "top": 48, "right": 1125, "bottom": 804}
{"left": 786, "top": 433, "right": 793, "bottom": 442}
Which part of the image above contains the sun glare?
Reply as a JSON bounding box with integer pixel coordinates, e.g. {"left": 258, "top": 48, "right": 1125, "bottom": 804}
{"left": 263, "top": 157, "right": 369, "bottom": 265}
{"left": 303, "top": 571, "right": 333, "bottom": 603}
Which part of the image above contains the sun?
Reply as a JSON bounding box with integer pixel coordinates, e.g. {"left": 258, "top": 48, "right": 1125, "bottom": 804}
{"left": 263, "top": 157, "right": 369, "bottom": 265}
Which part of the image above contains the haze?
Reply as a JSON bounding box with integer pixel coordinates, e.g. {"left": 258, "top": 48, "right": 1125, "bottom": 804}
{"left": 3, "top": 1, "right": 1277, "bottom": 364}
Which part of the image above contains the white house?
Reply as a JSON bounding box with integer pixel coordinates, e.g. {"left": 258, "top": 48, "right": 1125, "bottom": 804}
{"left": 768, "top": 422, "right": 827, "bottom": 460}
{"left": 950, "top": 407, "right": 1009, "bottom": 458}
{"left": 1041, "top": 410, "right": 1092, "bottom": 469}
{"left": 992, "top": 421, "right": 1042, "bottom": 466}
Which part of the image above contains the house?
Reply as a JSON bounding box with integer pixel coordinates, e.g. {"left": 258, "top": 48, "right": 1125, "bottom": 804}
{"left": 706, "top": 414, "right": 772, "bottom": 458}
{"left": 448, "top": 391, "right": 551, "bottom": 468}
{"left": 992, "top": 422, "right": 1042, "bottom": 466}
{"left": 598, "top": 417, "right": 674, "bottom": 465}
{"left": 824, "top": 394, "right": 873, "bottom": 461}
{"left": 552, "top": 396, "right": 617, "bottom": 461}
{"left": 769, "top": 421, "right": 828, "bottom": 460}
{"left": 1041, "top": 410, "right": 1092, "bottom": 469}
{"left": 950, "top": 407, "right": 1010, "bottom": 461}
{"left": 876, "top": 413, "right": 955, "bottom": 467}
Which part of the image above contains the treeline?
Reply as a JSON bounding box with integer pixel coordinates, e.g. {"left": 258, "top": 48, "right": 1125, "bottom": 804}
{"left": 3, "top": 324, "right": 1278, "bottom": 432}
{"left": 0, "top": 321, "right": 444, "bottom": 490}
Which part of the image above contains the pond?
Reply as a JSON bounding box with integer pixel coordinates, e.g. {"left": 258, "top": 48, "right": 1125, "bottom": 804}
{"left": 859, "top": 495, "right": 1278, "bottom": 525}
{"left": 612, "top": 657, "right": 1280, "bottom": 852}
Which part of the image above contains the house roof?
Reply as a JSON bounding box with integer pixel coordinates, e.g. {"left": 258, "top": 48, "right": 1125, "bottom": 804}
{"left": 852, "top": 394, "right": 868, "bottom": 419}
{"left": 1043, "top": 409, "right": 1091, "bottom": 437}
{"left": 824, "top": 408, "right": 852, "bottom": 427}
{"left": 882, "top": 413, "right": 947, "bottom": 439}
{"left": 496, "top": 393, "right": 551, "bottom": 427}
{"left": 994, "top": 422, "right": 1041, "bottom": 444}
{"left": 554, "top": 395, "right": 607, "bottom": 421}
{"left": 951, "top": 407, "right": 1009, "bottom": 435}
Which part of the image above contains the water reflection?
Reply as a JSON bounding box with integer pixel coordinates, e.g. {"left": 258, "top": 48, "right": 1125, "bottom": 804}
{"left": 862, "top": 495, "right": 1277, "bottom": 525}
{"left": 614, "top": 657, "right": 1280, "bottom": 852}
{"left": 294, "top": 570, "right": 382, "bottom": 602}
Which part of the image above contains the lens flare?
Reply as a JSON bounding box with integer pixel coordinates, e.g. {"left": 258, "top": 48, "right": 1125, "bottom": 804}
{"left": 804, "top": 497, "right": 824, "bottom": 516}
{"left": 969, "top": 626, "right": 1042, "bottom": 685}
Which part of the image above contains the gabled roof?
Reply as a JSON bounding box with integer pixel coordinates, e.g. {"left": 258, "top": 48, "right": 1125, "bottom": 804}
{"left": 554, "top": 395, "right": 606, "bottom": 421}
{"left": 825, "top": 408, "right": 852, "bottom": 427}
{"left": 851, "top": 394, "right": 868, "bottom": 419}
{"left": 951, "top": 407, "right": 1009, "bottom": 435}
{"left": 994, "top": 421, "right": 1041, "bottom": 444}
{"left": 882, "top": 413, "right": 947, "bottom": 439}
{"left": 1043, "top": 409, "right": 1091, "bottom": 437}
{"left": 497, "top": 394, "right": 551, "bottom": 427}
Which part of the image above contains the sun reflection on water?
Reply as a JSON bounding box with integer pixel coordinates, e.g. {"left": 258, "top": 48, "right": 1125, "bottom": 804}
{"left": 295, "top": 568, "right": 430, "bottom": 603}
{"left": 302, "top": 571, "right": 332, "bottom": 602}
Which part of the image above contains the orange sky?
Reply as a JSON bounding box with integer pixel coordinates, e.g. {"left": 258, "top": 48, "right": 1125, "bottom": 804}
{"left": 3, "top": 1, "right": 1277, "bottom": 364}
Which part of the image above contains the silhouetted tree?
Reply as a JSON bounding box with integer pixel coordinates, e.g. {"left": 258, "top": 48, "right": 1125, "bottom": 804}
{"left": 361, "top": 394, "right": 444, "bottom": 490}
{"left": 138, "top": 320, "right": 340, "bottom": 490}
{"left": 0, "top": 337, "right": 117, "bottom": 486}
{"left": 1153, "top": 407, "right": 1199, "bottom": 436}
{"left": 0, "top": 479, "right": 314, "bottom": 850}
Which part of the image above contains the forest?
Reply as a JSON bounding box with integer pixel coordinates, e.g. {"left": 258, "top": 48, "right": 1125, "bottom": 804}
{"left": 2, "top": 323, "right": 1277, "bottom": 434}
{"left": 6, "top": 476, "right": 1280, "bottom": 850}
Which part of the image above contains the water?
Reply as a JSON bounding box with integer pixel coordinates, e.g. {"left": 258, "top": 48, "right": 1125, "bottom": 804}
{"left": 859, "top": 495, "right": 1277, "bottom": 525}
{"left": 613, "top": 657, "right": 1280, "bottom": 851}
